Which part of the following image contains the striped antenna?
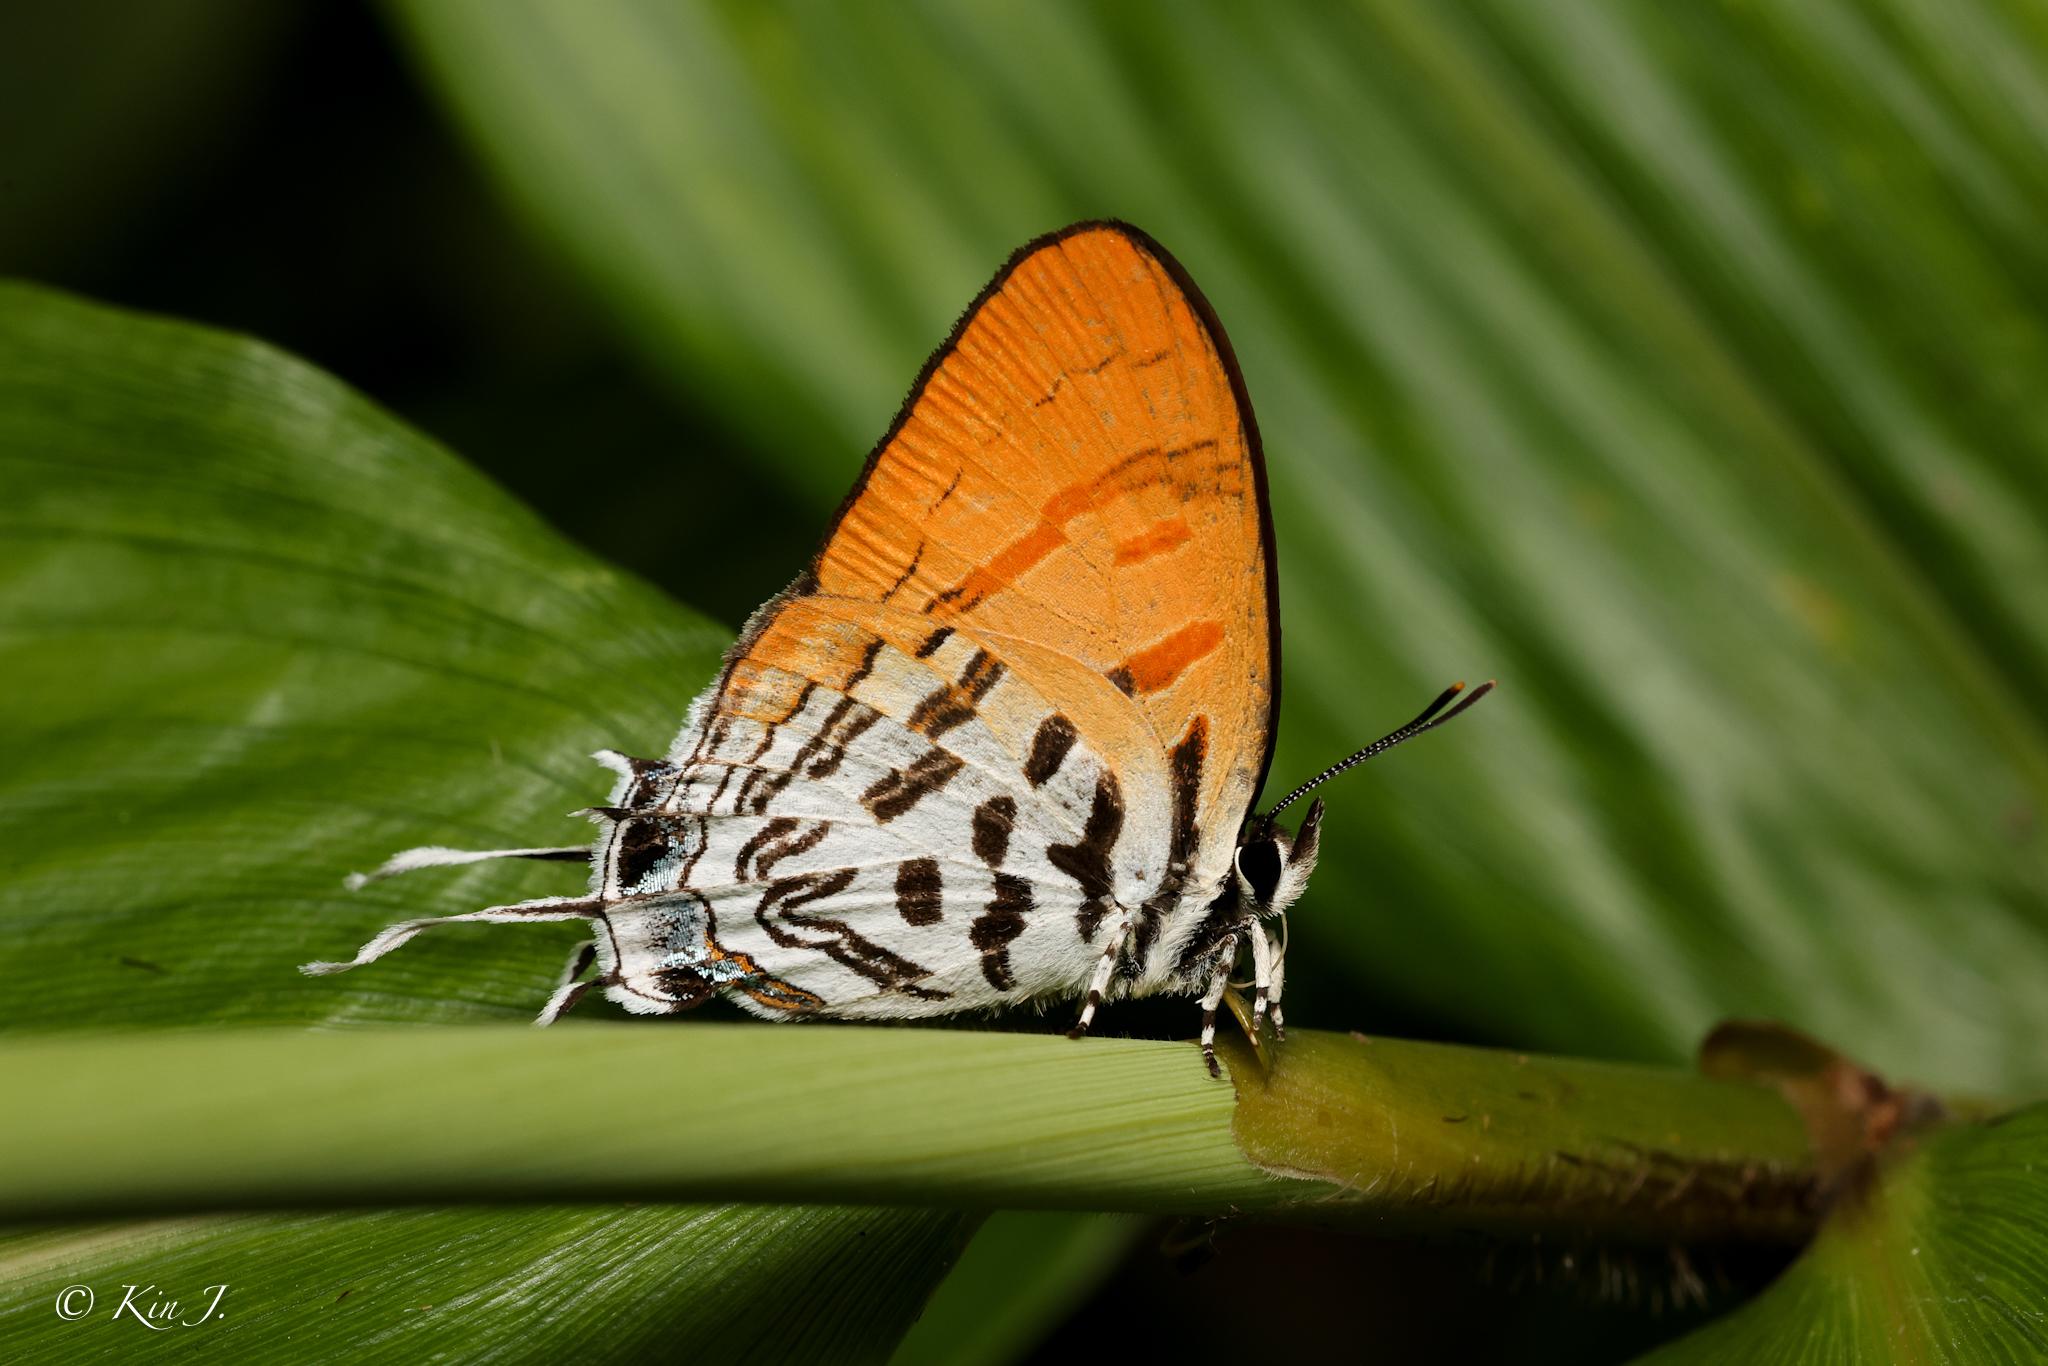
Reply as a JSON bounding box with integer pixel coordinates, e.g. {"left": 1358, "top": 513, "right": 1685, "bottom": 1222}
{"left": 1264, "top": 680, "right": 1496, "bottom": 819}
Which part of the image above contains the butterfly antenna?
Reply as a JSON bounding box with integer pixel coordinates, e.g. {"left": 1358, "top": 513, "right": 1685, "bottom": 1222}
{"left": 1264, "top": 680, "right": 1496, "bottom": 819}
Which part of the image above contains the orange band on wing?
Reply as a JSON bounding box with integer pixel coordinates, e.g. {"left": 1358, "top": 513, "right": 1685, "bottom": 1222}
{"left": 933, "top": 520, "right": 1068, "bottom": 612}
{"left": 1110, "top": 620, "right": 1224, "bottom": 696}
{"left": 1112, "top": 517, "right": 1193, "bottom": 566}
{"left": 929, "top": 442, "right": 1229, "bottom": 615}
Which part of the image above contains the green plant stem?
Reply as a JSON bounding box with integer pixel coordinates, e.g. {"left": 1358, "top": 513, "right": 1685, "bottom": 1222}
{"left": 0, "top": 1025, "right": 1819, "bottom": 1243}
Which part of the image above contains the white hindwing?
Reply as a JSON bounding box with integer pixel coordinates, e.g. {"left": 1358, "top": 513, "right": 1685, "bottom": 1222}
{"left": 591, "top": 608, "right": 1216, "bottom": 1019}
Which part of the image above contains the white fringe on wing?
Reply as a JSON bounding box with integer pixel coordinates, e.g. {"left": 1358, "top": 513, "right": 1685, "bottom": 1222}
{"left": 533, "top": 939, "right": 598, "bottom": 1026}
{"left": 299, "top": 896, "right": 600, "bottom": 976}
{"left": 536, "top": 977, "right": 596, "bottom": 1026}
{"left": 343, "top": 844, "right": 589, "bottom": 890}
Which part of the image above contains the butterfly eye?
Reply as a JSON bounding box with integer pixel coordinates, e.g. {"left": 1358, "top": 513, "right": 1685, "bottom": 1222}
{"left": 1235, "top": 839, "right": 1284, "bottom": 908}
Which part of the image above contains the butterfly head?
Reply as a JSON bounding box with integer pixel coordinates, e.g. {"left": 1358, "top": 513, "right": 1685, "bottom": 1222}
{"left": 1240, "top": 679, "right": 1497, "bottom": 918}
{"left": 1234, "top": 798, "right": 1323, "bottom": 918}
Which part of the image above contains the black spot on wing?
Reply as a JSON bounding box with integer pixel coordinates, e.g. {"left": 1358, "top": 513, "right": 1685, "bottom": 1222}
{"left": 1025, "top": 714, "right": 1077, "bottom": 788}
{"left": 844, "top": 637, "right": 886, "bottom": 692}
{"left": 909, "top": 650, "right": 1005, "bottom": 741}
{"left": 651, "top": 963, "right": 721, "bottom": 1009}
{"left": 972, "top": 874, "right": 1033, "bottom": 991}
{"left": 861, "top": 749, "right": 964, "bottom": 823}
{"left": 1048, "top": 775, "right": 1124, "bottom": 942}
{"left": 805, "top": 706, "right": 879, "bottom": 780}
{"left": 1134, "top": 716, "right": 1208, "bottom": 978}
{"left": 895, "top": 858, "right": 944, "bottom": 925}
{"left": 613, "top": 816, "right": 678, "bottom": 892}
{"left": 972, "top": 796, "right": 1016, "bottom": 867}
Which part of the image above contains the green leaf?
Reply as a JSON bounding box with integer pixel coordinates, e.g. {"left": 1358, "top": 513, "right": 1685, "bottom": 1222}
{"left": 0, "top": 282, "right": 967, "bottom": 1362}
{"left": 0, "top": 1207, "right": 966, "bottom": 1365}
{"left": 1637, "top": 1104, "right": 2048, "bottom": 1364}
{"left": 391, "top": 0, "right": 2048, "bottom": 1101}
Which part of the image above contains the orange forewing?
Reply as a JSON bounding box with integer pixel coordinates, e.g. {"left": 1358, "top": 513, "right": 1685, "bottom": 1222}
{"left": 746, "top": 223, "right": 1276, "bottom": 844}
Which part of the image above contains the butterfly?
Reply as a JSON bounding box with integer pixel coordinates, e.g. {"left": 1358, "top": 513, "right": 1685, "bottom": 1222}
{"left": 304, "top": 221, "right": 1490, "bottom": 1074}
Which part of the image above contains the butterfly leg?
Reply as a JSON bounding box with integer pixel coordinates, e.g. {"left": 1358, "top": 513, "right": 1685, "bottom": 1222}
{"left": 1198, "top": 937, "right": 1238, "bottom": 1078}
{"left": 1066, "top": 918, "right": 1133, "bottom": 1040}
{"left": 1267, "top": 924, "right": 1288, "bottom": 1042}
{"left": 1249, "top": 919, "right": 1276, "bottom": 1038}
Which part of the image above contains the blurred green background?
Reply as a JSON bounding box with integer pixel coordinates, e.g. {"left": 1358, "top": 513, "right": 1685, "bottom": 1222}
{"left": 5, "top": 1, "right": 2047, "bottom": 1361}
